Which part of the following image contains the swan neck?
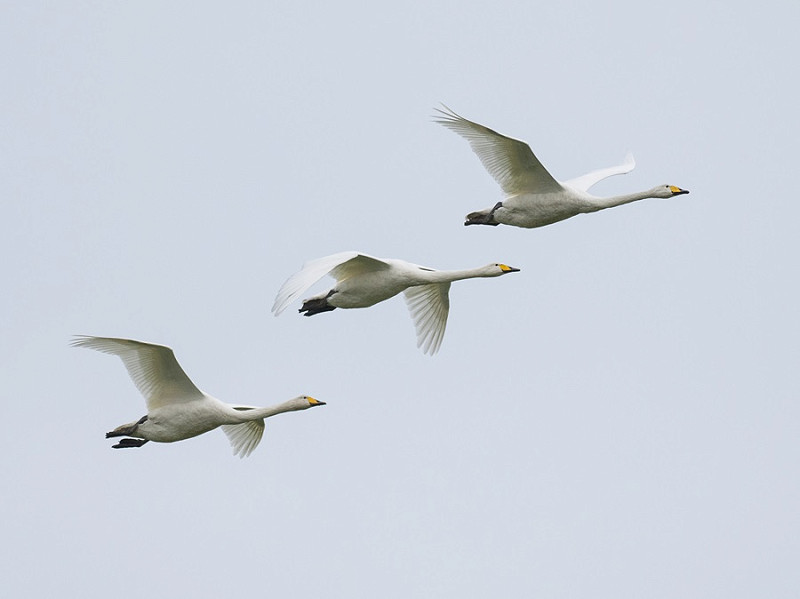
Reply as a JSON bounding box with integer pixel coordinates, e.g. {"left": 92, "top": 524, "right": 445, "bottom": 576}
{"left": 424, "top": 267, "right": 490, "bottom": 283}
{"left": 590, "top": 189, "right": 653, "bottom": 211}
{"left": 230, "top": 400, "right": 298, "bottom": 422}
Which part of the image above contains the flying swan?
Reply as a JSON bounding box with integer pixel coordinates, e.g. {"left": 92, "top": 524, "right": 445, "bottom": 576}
{"left": 435, "top": 106, "right": 689, "bottom": 229}
{"left": 272, "top": 251, "right": 520, "bottom": 355}
{"left": 72, "top": 335, "right": 325, "bottom": 457}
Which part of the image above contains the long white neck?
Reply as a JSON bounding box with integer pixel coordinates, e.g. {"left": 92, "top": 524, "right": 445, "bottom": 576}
{"left": 584, "top": 189, "right": 656, "bottom": 212}
{"left": 416, "top": 267, "right": 495, "bottom": 285}
{"left": 227, "top": 399, "right": 303, "bottom": 423}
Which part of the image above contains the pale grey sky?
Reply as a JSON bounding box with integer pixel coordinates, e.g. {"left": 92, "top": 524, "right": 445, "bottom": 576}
{"left": 2, "top": 1, "right": 798, "bottom": 597}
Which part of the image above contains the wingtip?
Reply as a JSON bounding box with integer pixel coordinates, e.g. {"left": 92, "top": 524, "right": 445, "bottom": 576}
{"left": 70, "top": 334, "right": 91, "bottom": 348}
{"left": 432, "top": 103, "right": 459, "bottom": 123}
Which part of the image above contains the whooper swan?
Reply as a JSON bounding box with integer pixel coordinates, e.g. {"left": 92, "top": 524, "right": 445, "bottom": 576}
{"left": 435, "top": 106, "right": 689, "bottom": 229}
{"left": 272, "top": 251, "right": 520, "bottom": 355}
{"left": 72, "top": 336, "right": 325, "bottom": 457}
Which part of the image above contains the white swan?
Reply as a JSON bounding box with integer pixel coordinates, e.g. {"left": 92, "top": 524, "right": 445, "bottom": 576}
{"left": 71, "top": 336, "right": 325, "bottom": 457}
{"left": 435, "top": 106, "right": 689, "bottom": 228}
{"left": 272, "top": 251, "right": 520, "bottom": 355}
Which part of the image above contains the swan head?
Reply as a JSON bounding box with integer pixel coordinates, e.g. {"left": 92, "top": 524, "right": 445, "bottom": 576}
{"left": 485, "top": 263, "right": 521, "bottom": 277}
{"left": 288, "top": 395, "right": 327, "bottom": 411}
{"left": 653, "top": 184, "right": 690, "bottom": 198}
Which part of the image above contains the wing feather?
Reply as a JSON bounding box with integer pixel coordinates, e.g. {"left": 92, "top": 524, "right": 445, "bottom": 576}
{"left": 272, "top": 251, "right": 390, "bottom": 315}
{"left": 71, "top": 336, "right": 204, "bottom": 411}
{"left": 434, "top": 106, "right": 563, "bottom": 195}
{"left": 403, "top": 283, "right": 451, "bottom": 355}
{"left": 221, "top": 418, "right": 265, "bottom": 458}
{"left": 564, "top": 152, "right": 636, "bottom": 193}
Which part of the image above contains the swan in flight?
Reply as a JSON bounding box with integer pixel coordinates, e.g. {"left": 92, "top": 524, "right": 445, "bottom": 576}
{"left": 272, "top": 251, "right": 520, "bottom": 355}
{"left": 72, "top": 336, "right": 325, "bottom": 457}
{"left": 435, "top": 106, "right": 689, "bottom": 229}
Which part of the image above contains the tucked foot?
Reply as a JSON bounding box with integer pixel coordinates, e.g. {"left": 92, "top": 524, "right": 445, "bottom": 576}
{"left": 106, "top": 415, "right": 148, "bottom": 438}
{"left": 299, "top": 291, "right": 337, "bottom": 316}
{"left": 112, "top": 438, "right": 149, "bottom": 449}
{"left": 464, "top": 202, "right": 503, "bottom": 226}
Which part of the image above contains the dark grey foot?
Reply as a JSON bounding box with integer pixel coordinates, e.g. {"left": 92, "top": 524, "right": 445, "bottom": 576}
{"left": 464, "top": 202, "right": 502, "bottom": 226}
{"left": 300, "top": 291, "right": 337, "bottom": 316}
{"left": 112, "top": 438, "right": 149, "bottom": 449}
{"left": 106, "top": 415, "right": 148, "bottom": 438}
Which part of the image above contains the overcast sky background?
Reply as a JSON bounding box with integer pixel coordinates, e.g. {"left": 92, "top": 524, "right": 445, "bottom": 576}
{"left": 2, "top": 1, "right": 798, "bottom": 597}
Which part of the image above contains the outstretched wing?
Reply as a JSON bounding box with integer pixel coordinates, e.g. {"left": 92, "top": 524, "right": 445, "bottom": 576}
{"left": 434, "top": 105, "right": 563, "bottom": 195}
{"left": 71, "top": 336, "right": 205, "bottom": 411}
{"left": 403, "top": 282, "right": 451, "bottom": 356}
{"left": 221, "top": 410, "right": 265, "bottom": 458}
{"left": 564, "top": 152, "right": 635, "bottom": 193}
{"left": 272, "top": 251, "right": 390, "bottom": 315}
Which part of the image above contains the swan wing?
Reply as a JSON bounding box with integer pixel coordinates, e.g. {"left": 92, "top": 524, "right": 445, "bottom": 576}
{"left": 403, "top": 282, "right": 451, "bottom": 355}
{"left": 221, "top": 414, "right": 265, "bottom": 458}
{"left": 434, "top": 106, "right": 563, "bottom": 195}
{"left": 329, "top": 253, "right": 392, "bottom": 280}
{"left": 71, "top": 336, "right": 205, "bottom": 411}
{"left": 272, "top": 251, "right": 390, "bottom": 315}
{"left": 564, "top": 152, "right": 635, "bottom": 193}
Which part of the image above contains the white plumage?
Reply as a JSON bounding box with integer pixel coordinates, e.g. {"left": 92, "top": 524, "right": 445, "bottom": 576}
{"left": 272, "top": 251, "right": 519, "bottom": 355}
{"left": 435, "top": 106, "right": 689, "bottom": 228}
{"left": 72, "top": 336, "right": 324, "bottom": 457}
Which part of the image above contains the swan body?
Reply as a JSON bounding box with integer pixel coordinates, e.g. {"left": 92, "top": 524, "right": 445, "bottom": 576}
{"left": 72, "top": 336, "right": 325, "bottom": 457}
{"left": 272, "top": 251, "right": 520, "bottom": 355}
{"left": 435, "top": 106, "right": 689, "bottom": 229}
